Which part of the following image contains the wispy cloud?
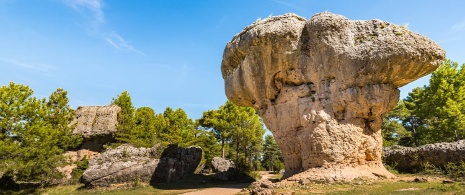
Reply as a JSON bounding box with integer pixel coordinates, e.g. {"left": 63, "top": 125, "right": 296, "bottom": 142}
{"left": 103, "top": 32, "right": 144, "bottom": 55}
{"left": 0, "top": 57, "right": 55, "bottom": 72}
{"left": 451, "top": 19, "right": 465, "bottom": 33}
{"left": 61, "top": 0, "right": 143, "bottom": 54}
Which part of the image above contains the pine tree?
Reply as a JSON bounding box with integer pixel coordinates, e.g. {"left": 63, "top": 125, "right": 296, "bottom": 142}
{"left": 0, "top": 82, "right": 81, "bottom": 184}
{"left": 158, "top": 107, "right": 196, "bottom": 147}
{"left": 133, "top": 107, "right": 158, "bottom": 147}
{"left": 112, "top": 91, "right": 136, "bottom": 144}
{"left": 262, "top": 135, "right": 283, "bottom": 172}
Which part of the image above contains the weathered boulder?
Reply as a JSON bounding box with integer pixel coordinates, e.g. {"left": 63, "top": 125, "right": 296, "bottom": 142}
{"left": 72, "top": 105, "right": 120, "bottom": 152}
{"left": 211, "top": 157, "right": 235, "bottom": 172}
{"left": 151, "top": 145, "right": 203, "bottom": 183}
{"left": 384, "top": 140, "right": 465, "bottom": 172}
{"left": 82, "top": 144, "right": 202, "bottom": 187}
{"left": 82, "top": 144, "right": 160, "bottom": 187}
{"left": 221, "top": 12, "right": 444, "bottom": 182}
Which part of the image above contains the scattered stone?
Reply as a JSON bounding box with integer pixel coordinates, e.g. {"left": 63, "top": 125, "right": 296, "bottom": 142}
{"left": 413, "top": 177, "right": 428, "bottom": 183}
{"left": 443, "top": 179, "right": 454, "bottom": 184}
{"left": 221, "top": 12, "right": 444, "bottom": 182}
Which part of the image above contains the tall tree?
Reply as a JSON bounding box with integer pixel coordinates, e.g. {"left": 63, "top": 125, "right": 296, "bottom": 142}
{"left": 262, "top": 135, "right": 283, "bottom": 172}
{"left": 420, "top": 59, "right": 465, "bottom": 143}
{"left": 158, "top": 107, "right": 196, "bottom": 147}
{"left": 197, "top": 107, "right": 232, "bottom": 158}
{"left": 0, "top": 82, "right": 81, "bottom": 184}
{"left": 383, "top": 60, "right": 465, "bottom": 146}
{"left": 199, "top": 101, "right": 265, "bottom": 171}
{"left": 132, "top": 107, "right": 159, "bottom": 147}
{"left": 112, "top": 91, "right": 136, "bottom": 144}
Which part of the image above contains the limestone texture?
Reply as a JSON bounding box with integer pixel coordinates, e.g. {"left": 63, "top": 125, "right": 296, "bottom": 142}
{"left": 72, "top": 105, "right": 120, "bottom": 151}
{"left": 384, "top": 140, "right": 465, "bottom": 172}
{"left": 211, "top": 157, "right": 235, "bottom": 172}
{"left": 221, "top": 12, "right": 444, "bottom": 181}
{"left": 82, "top": 144, "right": 202, "bottom": 187}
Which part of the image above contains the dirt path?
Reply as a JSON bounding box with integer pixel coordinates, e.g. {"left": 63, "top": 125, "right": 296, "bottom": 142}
{"left": 180, "top": 172, "right": 277, "bottom": 195}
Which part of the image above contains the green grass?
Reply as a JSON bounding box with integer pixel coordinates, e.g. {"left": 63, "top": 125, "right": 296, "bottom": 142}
{"left": 272, "top": 179, "right": 465, "bottom": 195}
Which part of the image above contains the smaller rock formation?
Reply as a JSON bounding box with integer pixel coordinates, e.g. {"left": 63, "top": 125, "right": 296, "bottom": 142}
{"left": 211, "top": 157, "right": 235, "bottom": 172}
{"left": 82, "top": 144, "right": 202, "bottom": 187}
{"left": 384, "top": 140, "right": 465, "bottom": 172}
{"left": 82, "top": 144, "right": 160, "bottom": 187}
{"left": 151, "top": 145, "right": 203, "bottom": 183}
{"left": 72, "top": 105, "right": 120, "bottom": 152}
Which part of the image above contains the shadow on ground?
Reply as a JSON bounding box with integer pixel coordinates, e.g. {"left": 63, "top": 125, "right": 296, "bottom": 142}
{"left": 151, "top": 173, "right": 253, "bottom": 190}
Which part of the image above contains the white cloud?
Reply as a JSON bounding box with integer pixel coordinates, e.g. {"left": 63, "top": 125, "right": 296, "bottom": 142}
{"left": 61, "top": 0, "right": 143, "bottom": 54}
{"left": 0, "top": 57, "right": 55, "bottom": 72}
{"left": 63, "top": 0, "right": 104, "bottom": 24}
{"left": 451, "top": 19, "right": 465, "bottom": 32}
{"left": 103, "top": 32, "right": 144, "bottom": 55}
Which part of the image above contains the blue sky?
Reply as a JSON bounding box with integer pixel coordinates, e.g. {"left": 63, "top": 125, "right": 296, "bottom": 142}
{"left": 1, "top": 0, "right": 464, "bottom": 120}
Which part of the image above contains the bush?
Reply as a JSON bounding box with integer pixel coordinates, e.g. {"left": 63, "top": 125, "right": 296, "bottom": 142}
{"left": 71, "top": 157, "right": 89, "bottom": 181}
{"left": 444, "top": 161, "right": 465, "bottom": 180}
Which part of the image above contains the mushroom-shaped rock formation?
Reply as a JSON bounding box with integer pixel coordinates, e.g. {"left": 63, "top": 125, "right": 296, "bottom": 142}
{"left": 221, "top": 12, "right": 444, "bottom": 182}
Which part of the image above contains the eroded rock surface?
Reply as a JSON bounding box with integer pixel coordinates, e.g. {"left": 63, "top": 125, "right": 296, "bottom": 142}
{"left": 384, "top": 140, "right": 465, "bottom": 172}
{"left": 211, "top": 157, "right": 235, "bottom": 172}
{"left": 221, "top": 12, "right": 444, "bottom": 181}
{"left": 82, "top": 144, "right": 202, "bottom": 187}
{"left": 72, "top": 105, "right": 120, "bottom": 151}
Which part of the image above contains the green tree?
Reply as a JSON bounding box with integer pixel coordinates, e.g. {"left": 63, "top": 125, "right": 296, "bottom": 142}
{"left": 158, "top": 107, "right": 196, "bottom": 147}
{"left": 191, "top": 125, "right": 220, "bottom": 169}
{"left": 262, "top": 135, "right": 283, "bottom": 172}
{"left": 381, "top": 101, "right": 411, "bottom": 146}
{"left": 132, "top": 107, "right": 159, "bottom": 147}
{"left": 0, "top": 82, "right": 81, "bottom": 184}
{"left": 420, "top": 59, "right": 465, "bottom": 143}
{"left": 112, "top": 91, "right": 136, "bottom": 144}
{"left": 197, "top": 107, "right": 232, "bottom": 158}
{"left": 385, "top": 60, "right": 465, "bottom": 146}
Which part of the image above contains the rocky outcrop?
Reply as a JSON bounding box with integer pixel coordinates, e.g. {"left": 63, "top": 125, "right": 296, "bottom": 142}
{"left": 72, "top": 105, "right": 120, "bottom": 152}
{"left": 82, "top": 144, "right": 202, "bottom": 187}
{"left": 384, "top": 140, "right": 465, "bottom": 172}
{"left": 151, "top": 145, "right": 203, "bottom": 183}
{"left": 211, "top": 157, "right": 235, "bottom": 172}
{"left": 221, "top": 12, "right": 444, "bottom": 182}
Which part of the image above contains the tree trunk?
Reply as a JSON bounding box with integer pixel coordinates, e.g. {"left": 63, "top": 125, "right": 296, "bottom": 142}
{"left": 221, "top": 139, "right": 225, "bottom": 159}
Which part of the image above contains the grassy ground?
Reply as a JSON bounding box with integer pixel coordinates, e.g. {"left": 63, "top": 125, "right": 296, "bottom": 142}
{"left": 269, "top": 175, "right": 465, "bottom": 195}
{"left": 4, "top": 173, "right": 465, "bottom": 195}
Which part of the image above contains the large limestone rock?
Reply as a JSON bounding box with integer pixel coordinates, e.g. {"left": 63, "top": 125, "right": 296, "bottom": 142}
{"left": 82, "top": 144, "right": 202, "bottom": 187}
{"left": 72, "top": 105, "right": 120, "bottom": 151}
{"left": 384, "top": 140, "right": 465, "bottom": 172}
{"left": 221, "top": 12, "right": 444, "bottom": 182}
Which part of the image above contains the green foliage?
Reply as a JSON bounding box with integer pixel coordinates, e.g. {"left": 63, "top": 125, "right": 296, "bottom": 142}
{"left": 444, "top": 161, "right": 465, "bottom": 180}
{"left": 112, "top": 91, "right": 136, "bottom": 145}
{"left": 132, "top": 107, "right": 159, "bottom": 147}
{"left": 158, "top": 107, "right": 196, "bottom": 147}
{"left": 0, "top": 82, "right": 82, "bottom": 184}
{"left": 262, "top": 135, "right": 284, "bottom": 172}
{"left": 198, "top": 101, "right": 266, "bottom": 172}
{"left": 71, "top": 157, "right": 89, "bottom": 181}
{"left": 381, "top": 101, "right": 412, "bottom": 146}
{"left": 382, "top": 60, "right": 465, "bottom": 146}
